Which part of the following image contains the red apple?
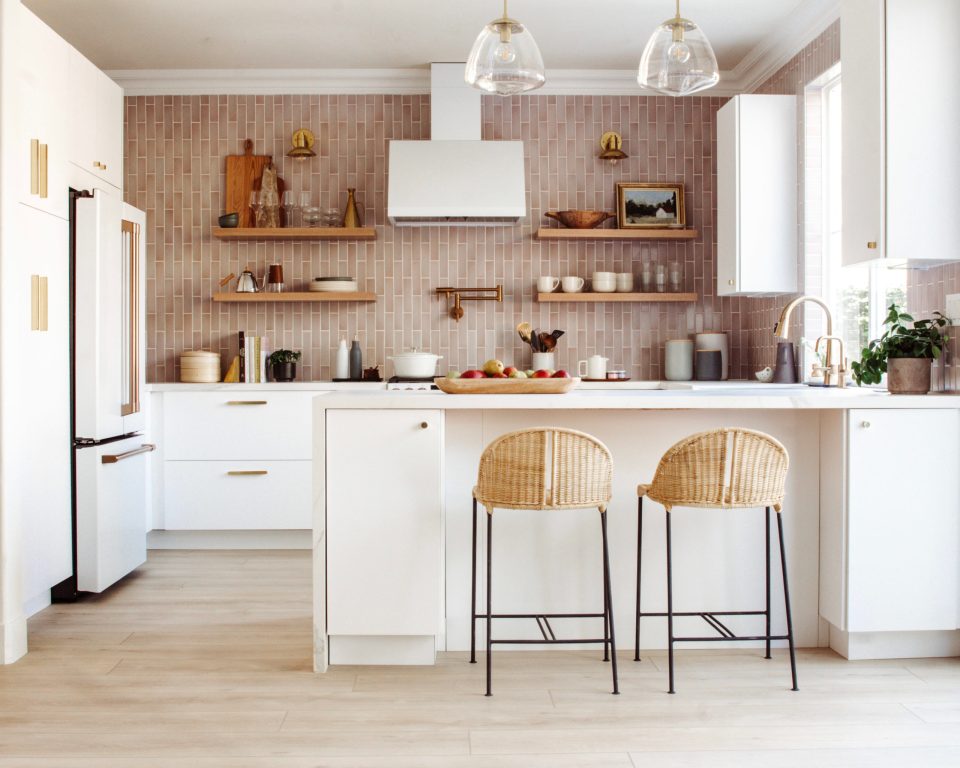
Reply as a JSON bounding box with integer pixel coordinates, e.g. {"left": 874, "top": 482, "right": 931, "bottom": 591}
{"left": 489, "top": 372, "right": 508, "bottom": 378}
{"left": 461, "top": 369, "right": 485, "bottom": 379}
{"left": 552, "top": 370, "right": 570, "bottom": 378}
{"left": 532, "top": 369, "right": 552, "bottom": 378}
{"left": 503, "top": 366, "right": 518, "bottom": 377}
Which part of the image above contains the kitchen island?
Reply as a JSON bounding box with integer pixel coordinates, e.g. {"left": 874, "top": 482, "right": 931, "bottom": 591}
{"left": 311, "top": 385, "right": 960, "bottom": 671}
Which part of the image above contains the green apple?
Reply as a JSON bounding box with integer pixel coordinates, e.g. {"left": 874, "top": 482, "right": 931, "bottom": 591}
{"left": 508, "top": 369, "right": 527, "bottom": 378}
{"left": 446, "top": 370, "right": 461, "bottom": 379}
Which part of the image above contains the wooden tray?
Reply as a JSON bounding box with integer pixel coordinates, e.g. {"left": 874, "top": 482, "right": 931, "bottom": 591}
{"left": 434, "top": 377, "right": 579, "bottom": 394}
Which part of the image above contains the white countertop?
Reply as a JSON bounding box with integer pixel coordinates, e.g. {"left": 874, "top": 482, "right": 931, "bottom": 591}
{"left": 146, "top": 381, "right": 387, "bottom": 392}
{"left": 314, "top": 381, "right": 960, "bottom": 410}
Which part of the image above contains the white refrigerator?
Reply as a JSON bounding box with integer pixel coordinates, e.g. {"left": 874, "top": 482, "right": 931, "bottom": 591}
{"left": 53, "top": 187, "right": 152, "bottom": 599}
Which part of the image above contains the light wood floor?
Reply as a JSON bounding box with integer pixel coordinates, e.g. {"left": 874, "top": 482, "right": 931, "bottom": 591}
{"left": 2, "top": 550, "right": 959, "bottom": 767}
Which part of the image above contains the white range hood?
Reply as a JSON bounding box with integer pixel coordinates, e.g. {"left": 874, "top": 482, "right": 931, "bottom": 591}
{"left": 387, "top": 64, "right": 526, "bottom": 226}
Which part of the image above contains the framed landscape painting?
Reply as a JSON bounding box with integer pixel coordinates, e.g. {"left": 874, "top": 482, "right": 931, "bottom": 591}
{"left": 616, "top": 183, "right": 685, "bottom": 228}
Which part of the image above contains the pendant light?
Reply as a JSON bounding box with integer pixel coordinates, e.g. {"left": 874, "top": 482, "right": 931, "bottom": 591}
{"left": 465, "top": 0, "right": 545, "bottom": 95}
{"left": 638, "top": 0, "right": 719, "bottom": 96}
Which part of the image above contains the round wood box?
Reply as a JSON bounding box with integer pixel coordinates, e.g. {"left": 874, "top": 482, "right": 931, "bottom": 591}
{"left": 180, "top": 350, "right": 221, "bottom": 383}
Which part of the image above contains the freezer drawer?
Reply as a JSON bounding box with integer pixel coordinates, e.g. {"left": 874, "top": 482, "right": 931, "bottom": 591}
{"left": 76, "top": 436, "right": 152, "bottom": 593}
{"left": 163, "top": 460, "right": 312, "bottom": 530}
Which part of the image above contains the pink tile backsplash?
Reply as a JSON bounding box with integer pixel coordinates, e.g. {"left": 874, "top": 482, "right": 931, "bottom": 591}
{"left": 126, "top": 92, "right": 753, "bottom": 382}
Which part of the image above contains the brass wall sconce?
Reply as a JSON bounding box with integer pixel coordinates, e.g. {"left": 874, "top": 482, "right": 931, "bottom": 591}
{"left": 599, "top": 131, "right": 628, "bottom": 164}
{"left": 436, "top": 286, "right": 503, "bottom": 322}
{"left": 286, "top": 128, "right": 316, "bottom": 159}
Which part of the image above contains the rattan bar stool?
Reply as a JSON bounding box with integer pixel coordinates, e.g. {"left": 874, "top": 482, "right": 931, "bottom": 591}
{"left": 634, "top": 428, "right": 798, "bottom": 694}
{"left": 470, "top": 427, "right": 618, "bottom": 696}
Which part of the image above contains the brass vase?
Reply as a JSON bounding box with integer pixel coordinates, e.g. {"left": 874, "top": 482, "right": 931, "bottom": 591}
{"left": 342, "top": 188, "right": 361, "bottom": 228}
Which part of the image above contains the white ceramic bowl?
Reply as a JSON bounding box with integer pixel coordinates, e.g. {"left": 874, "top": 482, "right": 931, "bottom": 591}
{"left": 388, "top": 349, "right": 443, "bottom": 378}
{"left": 310, "top": 277, "right": 357, "bottom": 292}
{"left": 592, "top": 280, "right": 617, "bottom": 293}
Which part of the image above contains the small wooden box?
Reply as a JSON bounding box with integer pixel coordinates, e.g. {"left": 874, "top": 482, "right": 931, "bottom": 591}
{"left": 180, "top": 350, "right": 221, "bottom": 383}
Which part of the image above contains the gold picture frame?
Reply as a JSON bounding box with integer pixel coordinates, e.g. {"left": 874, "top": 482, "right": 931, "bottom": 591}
{"left": 616, "top": 182, "right": 685, "bottom": 228}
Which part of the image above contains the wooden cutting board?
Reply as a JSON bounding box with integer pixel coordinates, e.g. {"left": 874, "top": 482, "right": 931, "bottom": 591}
{"left": 433, "top": 377, "right": 579, "bottom": 394}
{"left": 225, "top": 139, "right": 272, "bottom": 228}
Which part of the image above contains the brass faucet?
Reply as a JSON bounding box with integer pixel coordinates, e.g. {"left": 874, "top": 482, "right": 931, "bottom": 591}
{"left": 773, "top": 295, "right": 847, "bottom": 387}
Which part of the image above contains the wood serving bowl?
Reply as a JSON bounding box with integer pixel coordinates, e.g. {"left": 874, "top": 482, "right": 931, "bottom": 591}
{"left": 544, "top": 210, "right": 615, "bottom": 229}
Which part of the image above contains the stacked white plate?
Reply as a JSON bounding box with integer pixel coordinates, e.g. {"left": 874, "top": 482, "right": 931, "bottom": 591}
{"left": 310, "top": 277, "right": 358, "bottom": 292}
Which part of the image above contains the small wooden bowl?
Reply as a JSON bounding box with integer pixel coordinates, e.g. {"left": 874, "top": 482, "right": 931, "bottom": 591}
{"left": 544, "top": 210, "right": 615, "bottom": 229}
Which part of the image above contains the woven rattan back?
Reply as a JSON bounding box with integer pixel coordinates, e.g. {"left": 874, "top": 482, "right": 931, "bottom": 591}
{"left": 474, "top": 428, "right": 613, "bottom": 513}
{"left": 643, "top": 428, "right": 789, "bottom": 511}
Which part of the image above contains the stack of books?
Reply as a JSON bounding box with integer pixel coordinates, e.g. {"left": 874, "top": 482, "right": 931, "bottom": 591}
{"left": 238, "top": 331, "right": 269, "bottom": 383}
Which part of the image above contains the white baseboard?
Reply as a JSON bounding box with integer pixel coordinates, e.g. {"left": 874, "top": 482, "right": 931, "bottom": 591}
{"left": 329, "top": 635, "right": 436, "bottom": 665}
{"left": 147, "top": 529, "right": 311, "bottom": 550}
{"left": 0, "top": 616, "right": 28, "bottom": 665}
{"left": 23, "top": 590, "right": 51, "bottom": 619}
{"left": 829, "top": 624, "right": 960, "bottom": 660}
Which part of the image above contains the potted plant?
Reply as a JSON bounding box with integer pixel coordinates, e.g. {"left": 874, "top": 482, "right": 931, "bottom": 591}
{"left": 852, "top": 304, "right": 948, "bottom": 394}
{"left": 268, "top": 349, "right": 302, "bottom": 382}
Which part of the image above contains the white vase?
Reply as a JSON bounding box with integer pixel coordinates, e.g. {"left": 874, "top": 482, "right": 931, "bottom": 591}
{"left": 664, "top": 340, "right": 694, "bottom": 381}
{"left": 531, "top": 352, "right": 556, "bottom": 372}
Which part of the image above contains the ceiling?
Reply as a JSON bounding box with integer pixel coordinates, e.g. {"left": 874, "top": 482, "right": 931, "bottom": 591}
{"left": 25, "top": 0, "right": 810, "bottom": 73}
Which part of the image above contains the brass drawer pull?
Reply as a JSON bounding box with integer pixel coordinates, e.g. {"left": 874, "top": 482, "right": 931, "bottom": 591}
{"left": 227, "top": 470, "right": 268, "bottom": 476}
{"left": 102, "top": 443, "right": 156, "bottom": 464}
{"left": 38, "top": 143, "right": 48, "bottom": 198}
{"left": 30, "top": 139, "right": 40, "bottom": 195}
{"left": 226, "top": 400, "right": 268, "bottom": 406}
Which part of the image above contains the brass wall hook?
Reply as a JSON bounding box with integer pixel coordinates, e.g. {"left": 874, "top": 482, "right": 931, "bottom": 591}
{"left": 436, "top": 286, "right": 503, "bottom": 322}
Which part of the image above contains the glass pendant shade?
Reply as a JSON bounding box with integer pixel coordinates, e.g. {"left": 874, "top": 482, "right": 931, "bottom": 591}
{"left": 638, "top": 4, "right": 719, "bottom": 96}
{"left": 465, "top": 2, "right": 545, "bottom": 95}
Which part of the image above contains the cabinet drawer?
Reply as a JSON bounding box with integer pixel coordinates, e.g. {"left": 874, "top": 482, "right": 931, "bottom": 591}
{"left": 163, "top": 392, "right": 314, "bottom": 460}
{"left": 163, "top": 460, "right": 311, "bottom": 530}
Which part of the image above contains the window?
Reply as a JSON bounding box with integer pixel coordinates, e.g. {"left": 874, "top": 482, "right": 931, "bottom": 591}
{"left": 804, "top": 65, "right": 906, "bottom": 376}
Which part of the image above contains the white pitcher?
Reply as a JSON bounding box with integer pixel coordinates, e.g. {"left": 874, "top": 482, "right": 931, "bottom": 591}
{"left": 578, "top": 355, "right": 608, "bottom": 380}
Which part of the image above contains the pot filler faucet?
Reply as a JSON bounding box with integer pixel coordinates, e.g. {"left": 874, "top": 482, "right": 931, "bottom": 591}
{"left": 773, "top": 295, "right": 847, "bottom": 388}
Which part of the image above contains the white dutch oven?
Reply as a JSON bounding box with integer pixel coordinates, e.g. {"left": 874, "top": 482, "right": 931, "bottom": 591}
{"left": 388, "top": 348, "right": 443, "bottom": 378}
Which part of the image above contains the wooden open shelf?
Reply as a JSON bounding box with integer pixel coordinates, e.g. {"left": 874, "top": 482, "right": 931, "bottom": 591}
{"left": 537, "top": 292, "right": 698, "bottom": 303}
{"left": 212, "top": 227, "right": 376, "bottom": 241}
{"left": 213, "top": 292, "right": 376, "bottom": 303}
{"left": 535, "top": 228, "right": 698, "bottom": 241}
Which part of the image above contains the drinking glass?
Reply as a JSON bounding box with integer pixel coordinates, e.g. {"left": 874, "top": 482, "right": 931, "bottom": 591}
{"left": 669, "top": 262, "right": 683, "bottom": 292}
{"left": 282, "top": 191, "right": 298, "bottom": 228}
{"left": 641, "top": 261, "right": 654, "bottom": 292}
{"left": 249, "top": 190, "right": 261, "bottom": 224}
{"left": 655, "top": 264, "right": 667, "bottom": 293}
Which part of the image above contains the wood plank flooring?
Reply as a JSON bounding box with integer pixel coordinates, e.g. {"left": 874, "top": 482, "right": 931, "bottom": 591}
{"left": 1, "top": 550, "right": 958, "bottom": 766}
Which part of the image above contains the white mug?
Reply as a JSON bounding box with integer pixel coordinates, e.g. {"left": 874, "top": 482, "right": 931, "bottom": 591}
{"left": 561, "top": 276, "right": 585, "bottom": 293}
{"left": 537, "top": 276, "right": 560, "bottom": 293}
{"left": 616, "top": 272, "right": 634, "bottom": 292}
{"left": 578, "top": 355, "right": 608, "bottom": 380}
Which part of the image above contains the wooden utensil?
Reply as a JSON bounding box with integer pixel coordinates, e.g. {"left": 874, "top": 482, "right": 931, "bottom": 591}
{"left": 517, "top": 322, "right": 533, "bottom": 347}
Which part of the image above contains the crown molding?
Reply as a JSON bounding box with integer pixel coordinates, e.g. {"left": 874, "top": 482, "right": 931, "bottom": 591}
{"left": 726, "top": 0, "right": 841, "bottom": 94}
{"left": 109, "top": 67, "right": 743, "bottom": 98}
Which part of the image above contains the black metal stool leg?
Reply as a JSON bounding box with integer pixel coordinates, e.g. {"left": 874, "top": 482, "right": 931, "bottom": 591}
{"left": 602, "top": 519, "right": 610, "bottom": 663}
{"left": 470, "top": 497, "right": 478, "bottom": 664}
{"left": 600, "top": 510, "right": 619, "bottom": 694}
{"left": 485, "top": 510, "right": 493, "bottom": 696}
{"left": 777, "top": 511, "right": 799, "bottom": 691}
{"left": 634, "top": 496, "right": 643, "bottom": 662}
{"left": 666, "top": 509, "right": 675, "bottom": 694}
{"left": 765, "top": 506, "right": 772, "bottom": 660}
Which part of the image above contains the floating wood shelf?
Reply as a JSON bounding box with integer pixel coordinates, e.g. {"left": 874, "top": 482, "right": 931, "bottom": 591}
{"left": 213, "top": 292, "right": 376, "bottom": 303}
{"left": 535, "top": 228, "right": 698, "bottom": 241}
{"left": 537, "top": 292, "right": 698, "bottom": 303}
{"left": 212, "top": 227, "right": 376, "bottom": 241}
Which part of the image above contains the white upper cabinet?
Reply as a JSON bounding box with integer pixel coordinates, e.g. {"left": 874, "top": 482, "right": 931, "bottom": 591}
{"left": 717, "top": 95, "right": 798, "bottom": 296}
{"left": 68, "top": 47, "right": 123, "bottom": 190}
{"left": 842, "top": 0, "right": 960, "bottom": 266}
{"left": 12, "top": 3, "right": 70, "bottom": 220}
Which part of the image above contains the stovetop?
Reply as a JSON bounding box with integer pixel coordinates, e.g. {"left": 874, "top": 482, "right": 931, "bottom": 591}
{"left": 386, "top": 376, "right": 439, "bottom": 391}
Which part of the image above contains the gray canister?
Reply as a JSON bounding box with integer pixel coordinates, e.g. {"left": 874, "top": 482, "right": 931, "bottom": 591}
{"left": 695, "top": 349, "right": 723, "bottom": 381}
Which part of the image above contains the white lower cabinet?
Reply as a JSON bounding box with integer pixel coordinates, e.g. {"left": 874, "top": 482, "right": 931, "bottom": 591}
{"left": 164, "top": 460, "right": 312, "bottom": 530}
{"left": 326, "top": 409, "right": 443, "bottom": 643}
{"left": 156, "top": 391, "right": 316, "bottom": 531}
{"left": 821, "top": 409, "right": 960, "bottom": 639}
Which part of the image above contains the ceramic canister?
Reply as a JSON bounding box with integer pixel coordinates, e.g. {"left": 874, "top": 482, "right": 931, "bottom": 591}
{"left": 664, "top": 339, "right": 694, "bottom": 381}
{"left": 695, "top": 332, "right": 729, "bottom": 380}
{"left": 695, "top": 349, "right": 723, "bottom": 381}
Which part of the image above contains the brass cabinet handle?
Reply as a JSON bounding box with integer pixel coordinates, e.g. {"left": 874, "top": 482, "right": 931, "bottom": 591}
{"left": 30, "top": 139, "right": 40, "bottom": 195}
{"left": 102, "top": 443, "right": 156, "bottom": 464}
{"left": 867, "top": 241, "right": 878, "bottom": 249}
{"left": 30, "top": 275, "right": 48, "bottom": 331}
{"left": 38, "top": 143, "right": 48, "bottom": 198}
{"left": 226, "top": 400, "right": 268, "bottom": 405}
{"left": 227, "top": 470, "right": 268, "bottom": 476}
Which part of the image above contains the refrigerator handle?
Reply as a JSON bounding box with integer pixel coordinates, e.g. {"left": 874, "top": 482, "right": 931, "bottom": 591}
{"left": 101, "top": 443, "right": 156, "bottom": 465}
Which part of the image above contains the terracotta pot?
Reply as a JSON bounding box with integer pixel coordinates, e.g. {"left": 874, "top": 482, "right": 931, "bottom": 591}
{"left": 886, "top": 357, "right": 931, "bottom": 395}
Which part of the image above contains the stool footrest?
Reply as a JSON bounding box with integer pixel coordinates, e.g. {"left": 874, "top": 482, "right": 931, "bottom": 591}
{"left": 491, "top": 638, "right": 610, "bottom": 645}
{"left": 477, "top": 612, "right": 610, "bottom": 647}
{"left": 639, "top": 609, "right": 784, "bottom": 643}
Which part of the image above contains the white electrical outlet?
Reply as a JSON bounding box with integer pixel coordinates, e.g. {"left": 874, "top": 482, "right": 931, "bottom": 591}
{"left": 945, "top": 293, "right": 960, "bottom": 326}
